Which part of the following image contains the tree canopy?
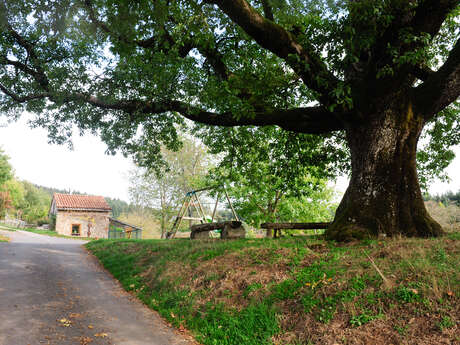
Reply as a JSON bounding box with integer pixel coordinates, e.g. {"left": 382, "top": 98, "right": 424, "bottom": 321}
{"left": 1, "top": 0, "right": 459, "bottom": 240}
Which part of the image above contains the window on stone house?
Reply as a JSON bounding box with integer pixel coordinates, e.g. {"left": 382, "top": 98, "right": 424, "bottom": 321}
{"left": 71, "top": 224, "right": 81, "bottom": 236}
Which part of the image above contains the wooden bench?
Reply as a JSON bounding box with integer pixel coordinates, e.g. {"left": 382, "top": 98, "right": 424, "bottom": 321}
{"left": 260, "top": 222, "right": 331, "bottom": 237}
{"left": 190, "top": 221, "right": 245, "bottom": 239}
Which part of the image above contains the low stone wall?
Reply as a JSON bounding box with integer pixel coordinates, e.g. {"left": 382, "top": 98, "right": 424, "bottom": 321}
{"left": 55, "top": 210, "right": 110, "bottom": 238}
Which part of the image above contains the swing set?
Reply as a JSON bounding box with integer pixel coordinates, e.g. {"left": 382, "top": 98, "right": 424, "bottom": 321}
{"left": 165, "top": 185, "right": 240, "bottom": 239}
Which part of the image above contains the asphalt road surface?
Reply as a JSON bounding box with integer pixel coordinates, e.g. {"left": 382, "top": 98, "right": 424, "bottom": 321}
{"left": 0, "top": 229, "right": 194, "bottom": 345}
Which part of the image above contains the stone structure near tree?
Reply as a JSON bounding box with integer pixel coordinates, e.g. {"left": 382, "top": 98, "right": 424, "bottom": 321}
{"left": 49, "top": 193, "right": 112, "bottom": 238}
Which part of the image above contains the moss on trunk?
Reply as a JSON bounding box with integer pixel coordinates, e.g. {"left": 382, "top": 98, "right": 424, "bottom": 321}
{"left": 326, "top": 101, "right": 444, "bottom": 241}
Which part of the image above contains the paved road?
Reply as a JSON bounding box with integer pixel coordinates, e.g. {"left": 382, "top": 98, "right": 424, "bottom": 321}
{"left": 0, "top": 230, "right": 194, "bottom": 345}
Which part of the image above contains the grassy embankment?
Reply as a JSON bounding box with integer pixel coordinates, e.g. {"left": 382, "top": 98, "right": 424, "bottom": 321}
{"left": 86, "top": 232, "right": 459, "bottom": 345}
{"left": 0, "top": 223, "right": 93, "bottom": 240}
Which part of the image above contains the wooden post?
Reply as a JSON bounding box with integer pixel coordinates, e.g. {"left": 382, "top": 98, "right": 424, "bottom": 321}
{"left": 194, "top": 193, "right": 207, "bottom": 223}
{"left": 190, "top": 195, "right": 203, "bottom": 223}
{"left": 224, "top": 188, "right": 239, "bottom": 221}
{"left": 211, "top": 194, "right": 219, "bottom": 222}
{"left": 170, "top": 196, "right": 190, "bottom": 238}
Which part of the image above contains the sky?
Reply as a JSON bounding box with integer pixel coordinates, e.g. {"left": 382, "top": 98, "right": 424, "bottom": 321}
{"left": 0, "top": 114, "right": 133, "bottom": 201}
{"left": 0, "top": 113, "right": 459, "bottom": 203}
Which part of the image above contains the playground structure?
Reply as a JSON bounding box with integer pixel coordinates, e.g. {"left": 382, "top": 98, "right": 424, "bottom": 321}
{"left": 166, "top": 185, "right": 331, "bottom": 240}
{"left": 165, "top": 186, "right": 245, "bottom": 239}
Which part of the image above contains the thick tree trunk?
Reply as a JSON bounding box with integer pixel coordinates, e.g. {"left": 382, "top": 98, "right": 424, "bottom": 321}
{"left": 326, "top": 101, "right": 444, "bottom": 241}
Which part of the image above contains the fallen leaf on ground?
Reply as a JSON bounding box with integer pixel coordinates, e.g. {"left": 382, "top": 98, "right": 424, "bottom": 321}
{"left": 59, "top": 318, "right": 72, "bottom": 327}
{"left": 94, "top": 333, "right": 108, "bottom": 338}
{"left": 69, "top": 313, "right": 82, "bottom": 318}
{"left": 88, "top": 324, "right": 94, "bottom": 329}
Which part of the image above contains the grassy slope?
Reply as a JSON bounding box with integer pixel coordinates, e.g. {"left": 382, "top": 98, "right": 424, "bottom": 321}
{"left": 86, "top": 234, "right": 459, "bottom": 345}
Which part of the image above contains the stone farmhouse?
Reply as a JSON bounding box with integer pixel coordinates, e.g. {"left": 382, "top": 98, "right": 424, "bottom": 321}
{"left": 49, "top": 193, "right": 112, "bottom": 238}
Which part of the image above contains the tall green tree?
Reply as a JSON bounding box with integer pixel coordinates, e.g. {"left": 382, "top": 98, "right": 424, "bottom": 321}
{"left": 206, "top": 125, "right": 340, "bottom": 236}
{"left": 0, "top": 1, "right": 459, "bottom": 240}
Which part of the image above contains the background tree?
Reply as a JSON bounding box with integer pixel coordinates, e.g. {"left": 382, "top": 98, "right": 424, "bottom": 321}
{"left": 424, "top": 190, "right": 460, "bottom": 206}
{"left": 105, "top": 197, "right": 132, "bottom": 218}
{"left": 0, "top": 148, "right": 12, "bottom": 186}
{"left": 228, "top": 178, "right": 336, "bottom": 237}
{"left": 3, "top": 179, "right": 25, "bottom": 217}
{"left": 117, "top": 208, "right": 161, "bottom": 239}
{"left": 0, "top": 1, "right": 459, "bottom": 240}
{"left": 20, "top": 181, "right": 51, "bottom": 223}
{"left": 128, "top": 137, "right": 211, "bottom": 237}
{"left": 205, "top": 126, "right": 341, "bottom": 236}
{"left": 0, "top": 148, "right": 13, "bottom": 217}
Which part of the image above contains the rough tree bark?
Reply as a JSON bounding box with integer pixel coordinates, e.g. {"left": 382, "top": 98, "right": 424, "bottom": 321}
{"left": 326, "top": 95, "right": 444, "bottom": 241}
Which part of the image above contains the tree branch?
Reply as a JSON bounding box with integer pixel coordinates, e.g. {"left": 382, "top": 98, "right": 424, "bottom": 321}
{"left": 1, "top": 1, "right": 346, "bottom": 135}
{"left": 260, "top": 0, "right": 274, "bottom": 21}
{"left": 411, "top": 0, "right": 459, "bottom": 40}
{"left": 78, "top": 95, "right": 344, "bottom": 133}
{"left": 411, "top": 65, "right": 435, "bottom": 81}
{"left": 207, "top": 0, "right": 339, "bottom": 105}
{"left": 414, "top": 37, "right": 460, "bottom": 119}
{"left": 0, "top": 83, "right": 49, "bottom": 103}
{"left": 0, "top": 55, "right": 47, "bottom": 87}
{"left": 368, "top": 0, "right": 457, "bottom": 87}
{"left": 197, "top": 44, "right": 230, "bottom": 80}
{"left": 0, "top": 74, "right": 345, "bottom": 133}
{"left": 1, "top": 22, "right": 51, "bottom": 89}
{"left": 83, "top": 0, "right": 193, "bottom": 58}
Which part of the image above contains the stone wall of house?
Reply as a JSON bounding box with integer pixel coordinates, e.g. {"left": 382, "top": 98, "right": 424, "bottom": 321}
{"left": 55, "top": 210, "right": 110, "bottom": 238}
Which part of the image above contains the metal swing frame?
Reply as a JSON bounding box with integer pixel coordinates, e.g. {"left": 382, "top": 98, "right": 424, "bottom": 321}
{"left": 166, "top": 185, "right": 238, "bottom": 239}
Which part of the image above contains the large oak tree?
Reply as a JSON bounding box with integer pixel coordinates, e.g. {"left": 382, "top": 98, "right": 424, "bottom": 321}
{"left": 0, "top": 0, "right": 459, "bottom": 240}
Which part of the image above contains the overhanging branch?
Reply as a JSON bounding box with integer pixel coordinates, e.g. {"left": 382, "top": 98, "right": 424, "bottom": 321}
{"left": 368, "top": 0, "right": 458, "bottom": 90}
{"left": 0, "top": 80, "right": 344, "bottom": 134}
{"left": 206, "top": 0, "right": 339, "bottom": 105}
{"left": 414, "top": 37, "right": 460, "bottom": 119}
{"left": 77, "top": 95, "right": 344, "bottom": 134}
{"left": 0, "top": 83, "right": 49, "bottom": 103}
{"left": 260, "top": 0, "right": 274, "bottom": 21}
{"left": 83, "top": 0, "right": 193, "bottom": 58}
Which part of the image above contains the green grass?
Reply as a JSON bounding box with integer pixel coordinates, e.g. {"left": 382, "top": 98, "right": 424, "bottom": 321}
{"left": 86, "top": 234, "right": 460, "bottom": 345}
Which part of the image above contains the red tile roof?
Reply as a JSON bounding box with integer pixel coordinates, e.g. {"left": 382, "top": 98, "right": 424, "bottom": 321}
{"left": 53, "top": 193, "right": 112, "bottom": 211}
